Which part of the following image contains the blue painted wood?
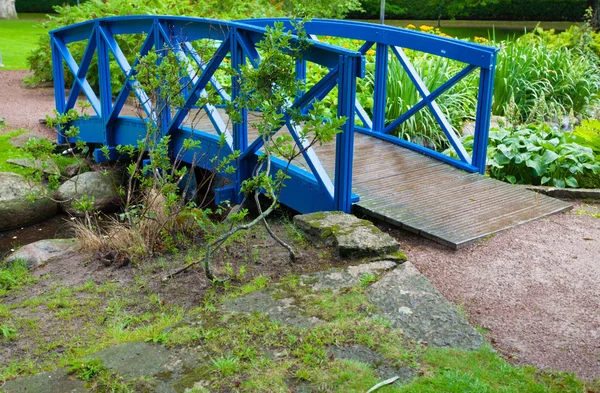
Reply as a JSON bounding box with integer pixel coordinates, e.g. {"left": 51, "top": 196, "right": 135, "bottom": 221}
{"left": 372, "top": 43, "right": 388, "bottom": 133}
{"left": 334, "top": 55, "right": 360, "bottom": 212}
{"left": 50, "top": 16, "right": 497, "bottom": 217}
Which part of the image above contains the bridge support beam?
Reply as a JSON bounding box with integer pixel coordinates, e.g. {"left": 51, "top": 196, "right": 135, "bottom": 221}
{"left": 334, "top": 55, "right": 359, "bottom": 213}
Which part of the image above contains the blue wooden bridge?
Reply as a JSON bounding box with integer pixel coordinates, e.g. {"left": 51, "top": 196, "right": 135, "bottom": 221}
{"left": 49, "top": 16, "right": 571, "bottom": 248}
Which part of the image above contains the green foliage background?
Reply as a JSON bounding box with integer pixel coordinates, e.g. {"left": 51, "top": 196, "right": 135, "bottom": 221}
{"left": 16, "top": 0, "right": 85, "bottom": 13}
{"left": 351, "top": 0, "right": 589, "bottom": 21}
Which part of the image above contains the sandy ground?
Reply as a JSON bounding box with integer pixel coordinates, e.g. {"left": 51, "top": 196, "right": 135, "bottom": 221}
{"left": 1, "top": 69, "right": 599, "bottom": 381}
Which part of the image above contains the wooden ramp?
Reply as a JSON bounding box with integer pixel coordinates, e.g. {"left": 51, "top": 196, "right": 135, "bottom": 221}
{"left": 341, "top": 134, "right": 571, "bottom": 248}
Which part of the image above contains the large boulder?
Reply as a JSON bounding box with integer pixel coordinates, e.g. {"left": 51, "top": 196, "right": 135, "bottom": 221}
{"left": 293, "top": 211, "right": 400, "bottom": 258}
{"left": 5, "top": 238, "right": 79, "bottom": 270}
{"left": 0, "top": 172, "right": 57, "bottom": 231}
{"left": 55, "top": 171, "right": 121, "bottom": 216}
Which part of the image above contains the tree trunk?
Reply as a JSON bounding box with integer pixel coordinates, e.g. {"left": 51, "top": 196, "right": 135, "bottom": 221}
{"left": 0, "top": 0, "right": 17, "bottom": 20}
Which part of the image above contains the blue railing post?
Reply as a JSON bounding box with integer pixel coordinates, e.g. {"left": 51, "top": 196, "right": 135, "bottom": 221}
{"left": 372, "top": 43, "right": 388, "bottom": 132}
{"left": 96, "top": 22, "right": 113, "bottom": 146}
{"left": 231, "top": 28, "right": 249, "bottom": 204}
{"left": 472, "top": 53, "right": 497, "bottom": 174}
{"left": 334, "top": 55, "right": 359, "bottom": 213}
{"left": 51, "top": 34, "right": 67, "bottom": 144}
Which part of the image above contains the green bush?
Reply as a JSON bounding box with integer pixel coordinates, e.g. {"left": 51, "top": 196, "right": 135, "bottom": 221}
{"left": 16, "top": 0, "right": 86, "bottom": 13}
{"left": 351, "top": 0, "right": 588, "bottom": 21}
{"left": 455, "top": 123, "right": 600, "bottom": 188}
{"left": 26, "top": 0, "right": 360, "bottom": 87}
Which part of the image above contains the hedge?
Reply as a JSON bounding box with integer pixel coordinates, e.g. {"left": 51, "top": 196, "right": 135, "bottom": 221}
{"left": 16, "top": 0, "right": 88, "bottom": 13}
{"left": 350, "top": 0, "right": 589, "bottom": 21}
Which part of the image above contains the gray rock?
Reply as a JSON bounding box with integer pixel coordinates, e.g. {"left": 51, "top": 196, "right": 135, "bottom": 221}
{"left": 0, "top": 172, "right": 57, "bottom": 231}
{"left": 7, "top": 132, "right": 52, "bottom": 149}
{"left": 7, "top": 158, "right": 60, "bottom": 175}
{"left": 222, "top": 291, "right": 322, "bottom": 328}
{"left": 301, "top": 260, "right": 398, "bottom": 292}
{"left": 1, "top": 368, "right": 89, "bottom": 393}
{"left": 55, "top": 171, "right": 121, "bottom": 216}
{"left": 6, "top": 239, "right": 79, "bottom": 270}
{"left": 294, "top": 211, "right": 399, "bottom": 257}
{"left": 368, "top": 262, "right": 483, "bottom": 350}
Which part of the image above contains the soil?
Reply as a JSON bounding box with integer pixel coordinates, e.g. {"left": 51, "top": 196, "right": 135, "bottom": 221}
{"left": 1, "top": 69, "right": 599, "bottom": 381}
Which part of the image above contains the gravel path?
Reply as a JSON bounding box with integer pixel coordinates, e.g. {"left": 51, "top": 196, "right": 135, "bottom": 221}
{"left": 393, "top": 204, "right": 600, "bottom": 381}
{"left": 0, "top": 70, "right": 56, "bottom": 137}
{"left": 2, "top": 69, "right": 599, "bottom": 381}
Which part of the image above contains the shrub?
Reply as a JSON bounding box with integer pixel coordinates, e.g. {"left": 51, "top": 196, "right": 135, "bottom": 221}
{"left": 454, "top": 123, "right": 600, "bottom": 188}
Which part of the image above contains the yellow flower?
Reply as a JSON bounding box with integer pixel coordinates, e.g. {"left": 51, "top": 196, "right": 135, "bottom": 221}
{"left": 366, "top": 49, "right": 376, "bottom": 56}
{"left": 406, "top": 24, "right": 416, "bottom": 29}
{"left": 343, "top": 42, "right": 349, "bottom": 48}
{"left": 353, "top": 39, "right": 359, "bottom": 44}
{"left": 419, "top": 25, "right": 434, "bottom": 32}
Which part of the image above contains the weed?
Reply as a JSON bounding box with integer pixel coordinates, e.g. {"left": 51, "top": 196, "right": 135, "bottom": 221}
{"left": 359, "top": 272, "right": 379, "bottom": 288}
{"left": 68, "top": 358, "right": 104, "bottom": 381}
{"left": 0, "top": 325, "right": 18, "bottom": 341}
{"left": 211, "top": 356, "right": 240, "bottom": 377}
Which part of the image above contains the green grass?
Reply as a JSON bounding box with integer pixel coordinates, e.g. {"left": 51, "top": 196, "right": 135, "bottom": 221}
{"left": 0, "top": 14, "right": 49, "bottom": 70}
{"left": 400, "top": 347, "right": 588, "bottom": 393}
{"left": 0, "top": 130, "right": 35, "bottom": 176}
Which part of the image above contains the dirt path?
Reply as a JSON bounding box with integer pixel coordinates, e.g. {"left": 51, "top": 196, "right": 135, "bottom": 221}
{"left": 391, "top": 204, "right": 600, "bottom": 380}
{"left": 1, "top": 69, "right": 599, "bottom": 381}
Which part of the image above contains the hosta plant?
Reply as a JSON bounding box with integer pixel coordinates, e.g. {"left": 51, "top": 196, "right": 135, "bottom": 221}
{"left": 454, "top": 123, "right": 600, "bottom": 188}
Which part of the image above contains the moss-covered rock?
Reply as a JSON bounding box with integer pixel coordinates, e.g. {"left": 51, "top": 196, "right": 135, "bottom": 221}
{"left": 293, "top": 211, "right": 400, "bottom": 258}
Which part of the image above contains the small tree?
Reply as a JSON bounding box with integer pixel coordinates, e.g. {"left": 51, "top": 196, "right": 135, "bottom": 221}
{"left": 0, "top": 0, "right": 17, "bottom": 20}
{"left": 165, "top": 22, "right": 345, "bottom": 282}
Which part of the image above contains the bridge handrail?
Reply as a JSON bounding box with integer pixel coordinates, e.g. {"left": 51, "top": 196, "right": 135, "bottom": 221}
{"left": 50, "top": 16, "right": 363, "bottom": 213}
{"left": 241, "top": 18, "right": 499, "bottom": 174}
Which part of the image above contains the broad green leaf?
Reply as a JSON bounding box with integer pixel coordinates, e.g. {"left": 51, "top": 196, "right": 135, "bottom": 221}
{"left": 552, "top": 178, "right": 566, "bottom": 188}
{"left": 505, "top": 175, "right": 517, "bottom": 184}
{"left": 565, "top": 177, "right": 578, "bottom": 188}
{"left": 541, "top": 150, "right": 559, "bottom": 165}
{"left": 526, "top": 159, "right": 546, "bottom": 177}
{"left": 541, "top": 176, "right": 551, "bottom": 185}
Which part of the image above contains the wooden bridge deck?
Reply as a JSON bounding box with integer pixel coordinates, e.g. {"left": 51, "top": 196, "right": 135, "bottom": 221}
{"left": 193, "top": 110, "right": 572, "bottom": 249}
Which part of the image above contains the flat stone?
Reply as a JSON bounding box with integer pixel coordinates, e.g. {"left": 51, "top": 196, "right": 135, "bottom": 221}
{"left": 1, "top": 368, "right": 89, "bottom": 393}
{"left": 6, "top": 239, "right": 80, "bottom": 270}
{"left": 0, "top": 172, "right": 57, "bottom": 231}
{"left": 7, "top": 132, "right": 53, "bottom": 149}
{"left": 525, "top": 185, "right": 600, "bottom": 201}
{"left": 294, "top": 211, "right": 399, "bottom": 258}
{"left": 301, "top": 260, "right": 398, "bottom": 292}
{"left": 91, "top": 341, "right": 179, "bottom": 379}
{"left": 7, "top": 158, "right": 60, "bottom": 175}
{"left": 368, "top": 262, "right": 483, "bottom": 350}
{"left": 221, "top": 291, "right": 322, "bottom": 328}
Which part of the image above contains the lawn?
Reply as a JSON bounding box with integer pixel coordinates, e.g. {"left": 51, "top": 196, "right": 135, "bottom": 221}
{"left": 0, "top": 14, "right": 49, "bottom": 71}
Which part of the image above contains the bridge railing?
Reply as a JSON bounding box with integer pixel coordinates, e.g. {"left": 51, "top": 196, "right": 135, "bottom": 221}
{"left": 50, "top": 16, "right": 363, "bottom": 213}
{"left": 241, "top": 19, "right": 499, "bottom": 174}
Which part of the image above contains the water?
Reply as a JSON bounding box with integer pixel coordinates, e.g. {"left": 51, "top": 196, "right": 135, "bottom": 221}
{"left": 357, "top": 20, "right": 574, "bottom": 41}
{"left": 0, "top": 214, "right": 74, "bottom": 258}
